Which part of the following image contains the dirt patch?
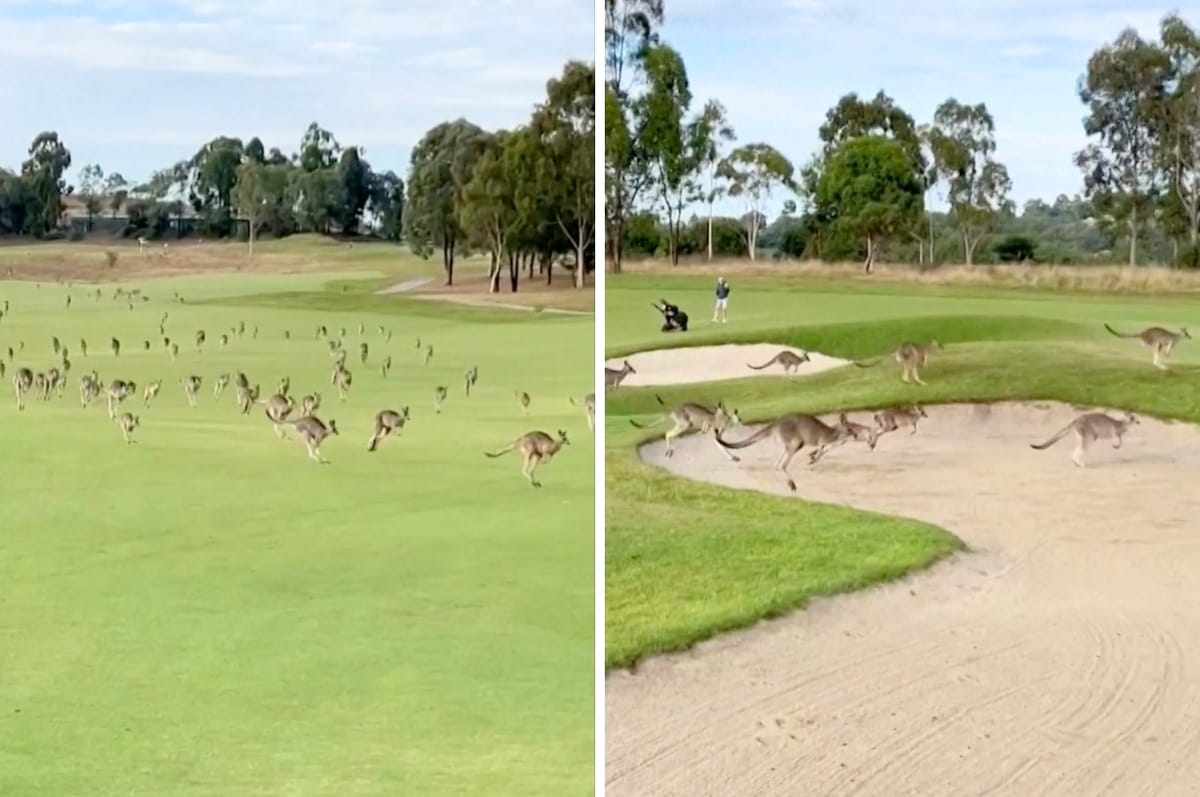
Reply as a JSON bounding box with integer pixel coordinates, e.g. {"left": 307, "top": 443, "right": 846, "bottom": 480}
{"left": 607, "top": 401, "right": 1200, "bottom": 795}
{"left": 407, "top": 270, "right": 595, "bottom": 314}
{"left": 605, "top": 344, "right": 849, "bottom": 387}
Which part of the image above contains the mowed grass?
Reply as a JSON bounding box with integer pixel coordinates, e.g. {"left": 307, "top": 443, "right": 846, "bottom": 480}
{"left": 0, "top": 271, "right": 594, "bottom": 795}
{"left": 605, "top": 272, "right": 1200, "bottom": 670}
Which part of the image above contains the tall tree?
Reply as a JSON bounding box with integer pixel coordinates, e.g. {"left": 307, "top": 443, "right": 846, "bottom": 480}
{"left": 21, "top": 132, "right": 72, "bottom": 236}
{"left": 535, "top": 59, "right": 596, "bottom": 287}
{"left": 233, "top": 161, "right": 268, "bottom": 256}
{"left": 405, "top": 119, "right": 488, "bottom": 286}
{"left": 368, "top": 171, "right": 405, "bottom": 240}
{"left": 1075, "top": 28, "right": 1171, "bottom": 265}
{"left": 1158, "top": 14, "right": 1200, "bottom": 248}
{"left": 718, "top": 143, "right": 795, "bottom": 259}
{"left": 639, "top": 44, "right": 694, "bottom": 265}
{"left": 604, "top": 0, "right": 664, "bottom": 272}
{"left": 928, "top": 99, "right": 1012, "bottom": 264}
{"left": 462, "top": 131, "right": 523, "bottom": 292}
{"left": 298, "top": 123, "right": 340, "bottom": 172}
{"left": 815, "top": 136, "right": 925, "bottom": 272}
{"left": 335, "top": 146, "right": 372, "bottom": 234}
{"left": 104, "top": 172, "right": 128, "bottom": 218}
{"left": 692, "top": 100, "right": 736, "bottom": 261}
{"left": 78, "top": 163, "right": 105, "bottom": 231}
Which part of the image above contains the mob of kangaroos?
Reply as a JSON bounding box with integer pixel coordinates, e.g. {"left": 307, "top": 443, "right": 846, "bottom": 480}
{"left": 485, "top": 429, "right": 570, "bottom": 488}
{"left": 1104, "top": 323, "right": 1190, "bottom": 370}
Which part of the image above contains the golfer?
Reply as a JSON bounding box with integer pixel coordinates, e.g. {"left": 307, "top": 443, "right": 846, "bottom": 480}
{"left": 713, "top": 277, "right": 730, "bottom": 323}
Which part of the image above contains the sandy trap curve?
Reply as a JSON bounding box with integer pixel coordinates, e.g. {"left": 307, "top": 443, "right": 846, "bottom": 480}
{"left": 605, "top": 344, "right": 849, "bottom": 387}
{"left": 608, "top": 402, "right": 1200, "bottom": 796}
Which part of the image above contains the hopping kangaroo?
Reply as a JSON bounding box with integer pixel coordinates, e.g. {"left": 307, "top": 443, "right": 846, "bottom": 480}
{"left": 433, "top": 386, "right": 448, "bottom": 414}
{"left": 569, "top": 392, "right": 596, "bottom": 431}
{"left": 366, "top": 407, "right": 411, "bottom": 451}
{"left": 716, "top": 414, "right": 866, "bottom": 492}
{"left": 874, "top": 405, "right": 928, "bottom": 436}
{"left": 1030, "top": 411, "right": 1140, "bottom": 468}
{"left": 181, "top": 375, "right": 202, "bottom": 407}
{"left": 1104, "top": 323, "right": 1191, "bottom": 370}
{"left": 485, "top": 429, "right": 570, "bottom": 488}
{"left": 464, "top": 367, "right": 478, "bottom": 397}
{"left": 631, "top": 395, "right": 743, "bottom": 461}
{"left": 115, "top": 412, "right": 140, "bottom": 444}
{"left": 13, "top": 367, "right": 33, "bottom": 410}
{"left": 143, "top": 379, "right": 162, "bottom": 407}
{"left": 106, "top": 379, "right": 136, "bottom": 418}
{"left": 747, "top": 350, "right": 811, "bottom": 374}
{"left": 515, "top": 391, "right": 531, "bottom": 415}
{"left": 283, "top": 416, "right": 339, "bottom": 463}
{"left": 855, "top": 340, "right": 942, "bottom": 385}
{"left": 259, "top": 393, "right": 295, "bottom": 438}
{"left": 605, "top": 360, "right": 636, "bottom": 390}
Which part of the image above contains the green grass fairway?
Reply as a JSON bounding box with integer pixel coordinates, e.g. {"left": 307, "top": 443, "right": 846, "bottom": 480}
{"left": 605, "top": 272, "right": 1200, "bottom": 670}
{"left": 1, "top": 260, "right": 594, "bottom": 795}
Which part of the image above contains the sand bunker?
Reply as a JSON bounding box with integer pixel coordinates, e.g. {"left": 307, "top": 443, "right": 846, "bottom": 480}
{"left": 605, "top": 344, "right": 850, "bottom": 387}
{"left": 607, "top": 401, "right": 1200, "bottom": 796}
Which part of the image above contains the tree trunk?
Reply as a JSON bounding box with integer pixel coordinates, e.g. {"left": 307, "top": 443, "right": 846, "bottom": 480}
{"left": 508, "top": 252, "right": 519, "bottom": 292}
{"left": 442, "top": 238, "right": 455, "bottom": 287}
{"left": 963, "top": 231, "right": 975, "bottom": 266}
{"left": 527, "top": 252, "right": 535, "bottom": 279}
{"left": 575, "top": 240, "right": 585, "bottom": 289}
{"left": 706, "top": 201, "right": 714, "bottom": 261}
{"left": 1129, "top": 204, "right": 1138, "bottom": 267}
{"left": 864, "top": 234, "right": 876, "bottom": 274}
{"left": 547, "top": 256, "right": 553, "bottom": 286}
{"left": 248, "top": 218, "right": 255, "bottom": 258}
{"left": 929, "top": 214, "right": 935, "bottom": 265}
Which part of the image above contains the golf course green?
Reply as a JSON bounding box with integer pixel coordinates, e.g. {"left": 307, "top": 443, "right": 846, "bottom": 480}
{"left": 0, "top": 241, "right": 595, "bottom": 796}
{"left": 605, "top": 269, "right": 1200, "bottom": 670}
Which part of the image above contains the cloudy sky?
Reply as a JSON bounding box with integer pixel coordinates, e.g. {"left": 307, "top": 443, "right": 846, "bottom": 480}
{"left": 658, "top": 0, "right": 1176, "bottom": 215}
{"left": 0, "top": 0, "right": 593, "bottom": 188}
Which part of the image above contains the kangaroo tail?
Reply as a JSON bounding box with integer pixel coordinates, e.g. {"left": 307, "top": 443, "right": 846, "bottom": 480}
{"left": 853, "top": 358, "right": 881, "bottom": 368}
{"left": 569, "top": 396, "right": 578, "bottom": 406}
{"left": 1030, "top": 423, "right": 1073, "bottom": 450}
{"left": 655, "top": 394, "right": 667, "bottom": 406}
{"left": 716, "top": 423, "right": 775, "bottom": 450}
{"left": 747, "top": 356, "right": 777, "bottom": 370}
{"left": 1104, "top": 323, "right": 1137, "bottom": 339}
{"left": 629, "top": 415, "right": 666, "bottom": 429}
{"left": 484, "top": 441, "right": 517, "bottom": 458}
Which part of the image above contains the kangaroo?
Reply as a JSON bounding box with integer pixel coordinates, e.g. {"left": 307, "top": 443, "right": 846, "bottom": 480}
{"left": 380, "top": 355, "right": 392, "bottom": 378}
{"left": 13, "top": 367, "right": 33, "bottom": 410}
{"left": 359, "top": 342, "right": 369, "bottom": 365}
{"left": 116, "top": 412, "right": 140, "bottom": 444}
{"left": 283, "top": 415, "right": 339, "bottom": 463}
{"left": 195, "top": 330, "right": 206, "bottom": 350}
{"left": 52, "top": 336, "right": 61, "bottom": 355}
{"left": 874, "top": 405, "right": 928, "bottom": 436}
{"left": 259, "top": 393, "right": 295, "bottom": 438}
{"left": 0, "top": 360, "right": 5, "bottom": 380}
{"left": 631, "top": 395, "right": 743, "bottom": 461}
{"left": 465, "top": 367, "right": 478, "bottom": 397}
{"left": 837, "top": 413, "right": 879, "bottom": 450}
{"left": 855, "top": 341, "right": 942, "bottom": 385}
{"left": 213, "top": 373, "right": 230, "bottom": 399}
{"left": 277, "top": 376, "right": 290, "bottom": 396}
{"left": 424, "top": 345, "right": 433, "bottom": 365}
{"left": 220, "top": 333, "right": 229, "bottom": 348}
{"left": 515, "top": 390, "right": 531, "bottom": 415}
{"left": 367, "top": 407, "right": 411, "bottom": 451}
{"left": 1030, "top": 411, "right": 1140, "bottom": 468}
{"left": 485, "top": 429, "right": 570, "bottom": 488}
{"left": 1104, "top": 323, "right": 1191, "bottom": 370}
{"left": 235, "top": 371, "right": 251, "bottom": 391}
{"left": 300, "top": 392, "right": 321, "bottom": 415}
{"left": 46, "top": 367, "right": 64, "bottom": 398}
{"left": 111, "top": 337, "right": 120, "bottom": 357}
{"left": 106, "top": 379, "right": 136, "bottom": 418}
{"left": 143, "top": 379, "right": 162, "bottom": 407}
{"left": 605, "top": 360, "right": 636, "bottom": 390}
{"left": 315, "top": 324, "right": 327, "bottom": 339}
{"left": 181, "top": 375, "right": 202, "bottom": 407}
{"left": 747, "top": 350, "right": 811, "bottom": 374}
{"left": 716, "top": 414, "right": 863, "bottom": 492}
{"left": 169, "top": 342, "right": 179, "bottom": 360}
{"left": 569, "top": 392, "right": 596, "bottom": 431}
{"left": 434, "top": 386, "right": 448, "bottom": 414}
{"left": 236, "top": 382, "right": 261, "bottom": 414}
{"left": 333, "top": 365, "right": 352, "bottom": 401}
{"left": 33, "top": 372, "right": 48, "bottom": 401}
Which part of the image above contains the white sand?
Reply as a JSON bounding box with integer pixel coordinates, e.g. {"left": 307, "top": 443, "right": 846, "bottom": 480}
{"left": 607, "top": 401, "right": 1200, "bottom": 796}
{"left": 605, "top": 344, "right": 850, "bottom": 386}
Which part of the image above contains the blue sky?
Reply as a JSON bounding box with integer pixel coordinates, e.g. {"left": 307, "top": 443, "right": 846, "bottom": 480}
{"left": 659, "top": 0, "right": 1177, "bottom": 217}
{"left": 0, "top": 0, "right": 592, "bottom": 189}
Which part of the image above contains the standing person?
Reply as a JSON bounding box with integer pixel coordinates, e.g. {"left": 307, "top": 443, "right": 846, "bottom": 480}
{"left": 713, "top": 277, "right": 730, "bottom": 323}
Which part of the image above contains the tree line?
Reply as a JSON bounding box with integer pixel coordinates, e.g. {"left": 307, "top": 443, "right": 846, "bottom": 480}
{"left": 0, "top": 59, "right": 595, "bottom": 290}
{"left": 605, "top": 2, "right": 1200, "bottom": 269}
